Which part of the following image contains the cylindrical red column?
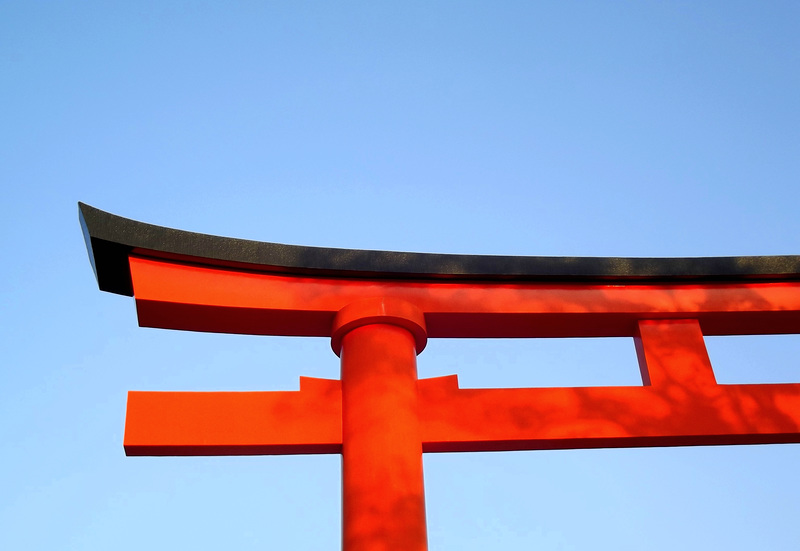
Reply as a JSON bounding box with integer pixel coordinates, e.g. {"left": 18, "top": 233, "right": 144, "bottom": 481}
{"left": 332, "top": 299, "right": 428, "bottom": 551}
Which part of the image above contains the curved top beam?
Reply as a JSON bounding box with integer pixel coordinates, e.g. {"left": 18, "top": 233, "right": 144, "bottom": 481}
{"left": 79, "top": 202, "right": 800, "bottom": 297}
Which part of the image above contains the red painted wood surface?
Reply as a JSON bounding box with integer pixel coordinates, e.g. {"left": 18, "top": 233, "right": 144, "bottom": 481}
{"left": 120, "top": 253, "right": 800, "bottom": 551}
{"left": 420, "top": 320, "right": 800, "bottom": 451}
{"left": 125, "top": 320, "right": 800, "bottom": 455}
{"left": 124, "top": 376, "right": 342, "bottom": 456}
{"left": 129, "top": 255, "right": 800, "bottom": 338}
{"left": 338, "top": 320, "right": 427, "bottom": 551}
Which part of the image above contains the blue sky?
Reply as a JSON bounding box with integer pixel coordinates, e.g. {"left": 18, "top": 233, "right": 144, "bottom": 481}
{"left": 2, "top": 2, "right": 799, "bottom": 549}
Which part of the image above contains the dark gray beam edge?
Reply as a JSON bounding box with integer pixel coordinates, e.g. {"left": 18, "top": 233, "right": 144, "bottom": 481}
{"left": 79, "top": 202, "right": 800, "bottom": 297}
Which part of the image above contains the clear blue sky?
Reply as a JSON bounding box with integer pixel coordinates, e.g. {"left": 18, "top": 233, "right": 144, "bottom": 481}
{"left": 2, "top": 2, "right": 799, "bottom": 550}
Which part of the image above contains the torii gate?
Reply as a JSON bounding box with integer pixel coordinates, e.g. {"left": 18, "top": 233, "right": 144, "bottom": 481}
{"left": 80, "top": 203, "right": 800, "bottom": 551}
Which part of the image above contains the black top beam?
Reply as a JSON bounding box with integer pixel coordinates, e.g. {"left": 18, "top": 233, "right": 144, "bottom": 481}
{"left": 79, "top": 202, "right": 800, "bottom": 297}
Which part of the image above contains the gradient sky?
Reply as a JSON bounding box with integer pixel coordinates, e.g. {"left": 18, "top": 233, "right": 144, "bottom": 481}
{"left": 2, "top": 2, "right": 799, "bottom": 550}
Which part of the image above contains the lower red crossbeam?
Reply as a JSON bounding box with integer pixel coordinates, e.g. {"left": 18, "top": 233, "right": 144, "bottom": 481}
{"left": 126, "top": 318, "right": 800, "bottom": 456}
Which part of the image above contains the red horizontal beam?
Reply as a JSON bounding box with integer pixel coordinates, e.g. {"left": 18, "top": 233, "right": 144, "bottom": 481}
{"left": 130, "top": 256, "right": 800, "bottom": 338}
{"left": 423, "top": 320, "right": 800, "bottom": 451}
{"left": 124, "top": 376, "right": 800, "bottom": 456}
{"left": 124, "top": 377, "right": 342, "bottom": 456}
{"left": 418, "top": 376, "right": 800, "bottom": 452}
{"left": 124, "top": 320, "right": 800, "bottom": 456}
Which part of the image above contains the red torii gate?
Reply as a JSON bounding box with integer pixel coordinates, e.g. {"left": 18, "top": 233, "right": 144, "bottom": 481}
{"left": 80, "top": 203, "right": 800, "bottom": 551}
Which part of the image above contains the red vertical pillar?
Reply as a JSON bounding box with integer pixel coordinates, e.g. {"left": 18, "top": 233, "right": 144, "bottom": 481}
{"left": 331, "top": 298, "right": 429, "bottom": 551}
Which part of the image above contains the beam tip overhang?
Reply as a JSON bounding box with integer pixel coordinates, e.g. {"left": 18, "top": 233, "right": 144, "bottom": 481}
{"left": 79, "top": 202, "right": 800, "bottom": 297}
